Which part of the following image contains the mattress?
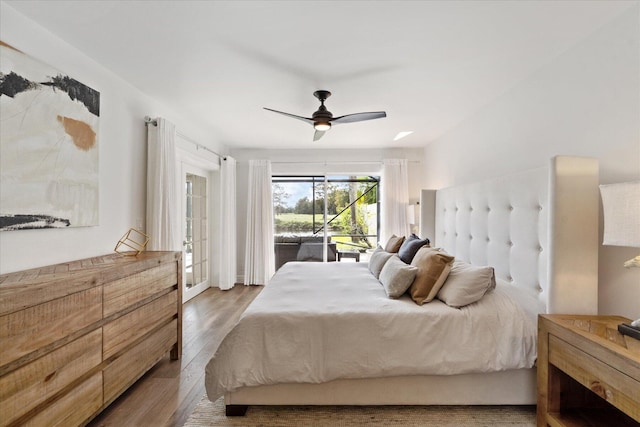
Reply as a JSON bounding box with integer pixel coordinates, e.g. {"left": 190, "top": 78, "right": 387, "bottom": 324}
{"left": 205, "top": 261, "right": 538, "bottom": 401}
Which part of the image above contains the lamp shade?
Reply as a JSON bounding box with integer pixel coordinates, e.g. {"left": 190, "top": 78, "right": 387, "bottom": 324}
{"left": 600, "top": 181, "right": 640, "bottom": 247}
{"left": 406, "top": 204, "right": 415, "bottom": 225}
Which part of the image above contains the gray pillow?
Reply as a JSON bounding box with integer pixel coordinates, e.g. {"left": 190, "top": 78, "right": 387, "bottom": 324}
{"left": 379, "top": 255, "right": 418, "bottom": 298}
{"left": 368, "top": 246, "right": 393, "bottom": 279}
{"left": 397, "top": 233, "right": 430, "bottom": 264}
{"left": 437, "top": 260, "right": 496, "bottom": 308}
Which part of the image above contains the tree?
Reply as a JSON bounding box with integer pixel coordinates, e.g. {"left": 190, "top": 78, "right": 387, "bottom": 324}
{"left": 349, "top": 178, "right": 358, "bottom": 239}
{"left": 328, "top": 186, "right": 349, "bottom": 214}
{"left": 272, "top": 183, "right": 289, "bottom": 214}
{"left": 294, "top": 197, "right": 312, "bottom": 214}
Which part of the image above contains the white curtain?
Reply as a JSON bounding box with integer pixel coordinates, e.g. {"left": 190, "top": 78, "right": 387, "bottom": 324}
{"left": 244, "top": 160, "right": 275, "bottom": 285}
{"left": 219, "top": 156, "right": 237, "bottom": 290}
{"left": 381, "top": 158, "right": 410, "bottom": 243}
{"left": 146, "top": 117, "right": 181, "bottom": 251}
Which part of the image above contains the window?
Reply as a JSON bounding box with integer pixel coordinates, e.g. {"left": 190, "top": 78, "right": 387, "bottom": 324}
{"left": 272, "top": 175, "right": 379, "bottom": 268}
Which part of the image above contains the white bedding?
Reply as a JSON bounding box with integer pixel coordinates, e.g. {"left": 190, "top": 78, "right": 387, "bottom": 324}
{"left": 205, "top": 261, "right": 538, "bottom": 401}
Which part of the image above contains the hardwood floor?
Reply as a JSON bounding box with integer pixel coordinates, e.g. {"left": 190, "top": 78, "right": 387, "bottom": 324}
{"left": 88, "top": 285, "right": 262, "bottom": 427}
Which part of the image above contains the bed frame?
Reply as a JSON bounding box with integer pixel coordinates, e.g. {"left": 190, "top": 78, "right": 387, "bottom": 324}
{"left": 224, "top": 156, "right": 599, "bottom": 414}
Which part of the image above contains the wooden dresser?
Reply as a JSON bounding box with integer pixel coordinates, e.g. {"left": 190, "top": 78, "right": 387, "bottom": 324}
{"left": 537, "top": 314, "right": 640, "bottom": 427}
{"left": 0, "top": 251, "right": 182, "bottom": 427}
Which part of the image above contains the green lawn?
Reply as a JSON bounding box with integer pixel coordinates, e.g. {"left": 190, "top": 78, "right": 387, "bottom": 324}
{"left": 275, "top": 213, "right": 323, "bottom": 223}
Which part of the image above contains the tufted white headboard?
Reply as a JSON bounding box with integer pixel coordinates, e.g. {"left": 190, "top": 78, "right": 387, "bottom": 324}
{"left": 431, "top": 156, "right": 599, "bottom": 315}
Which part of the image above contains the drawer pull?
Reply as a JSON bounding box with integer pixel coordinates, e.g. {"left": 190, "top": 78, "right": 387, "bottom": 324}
{"left": 589, "top": 381, "right": 613, "bottom": 402}
{"left": 590, "top": 381, "right": 605, "bottom": 398}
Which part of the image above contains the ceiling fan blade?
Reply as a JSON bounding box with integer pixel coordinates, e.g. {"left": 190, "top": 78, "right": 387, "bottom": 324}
{"left": 264, "top": 107, "right": 314, "bottom": 124}
{"left": 331, "top": 111, "right": 387, "bottom": 124}
{"left": 313, "top": 129, "right": 326, "bottom": 141}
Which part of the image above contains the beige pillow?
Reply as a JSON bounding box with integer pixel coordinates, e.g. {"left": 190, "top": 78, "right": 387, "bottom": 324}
{"left": 379, "top": 255, "right": 418, "bottom": 299}
{"left": 437, "top": 261, "right": 496, "bottom": 308}
{"left": 384, "top": 235, "right": 405, "bottom": 253}
{"left": 409, "top": 247, "right": 454, "bottom": 305}
{"left": 368, "top": 246, "right": 394, "bottom": 279}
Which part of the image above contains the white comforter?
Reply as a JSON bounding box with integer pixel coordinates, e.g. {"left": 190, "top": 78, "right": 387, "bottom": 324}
{"left": 205, "top": 262, "right": 538, "bottom": 400}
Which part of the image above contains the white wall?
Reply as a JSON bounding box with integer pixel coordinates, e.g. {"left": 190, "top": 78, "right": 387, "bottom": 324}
{"left": 422, "top": 6, "right": 640, "bottom": 319}
{"left": 231, "top": 147, "right": 424, "bottom": 282}
{"left": 0, "top": 3, "right": 227, "bottom": 274}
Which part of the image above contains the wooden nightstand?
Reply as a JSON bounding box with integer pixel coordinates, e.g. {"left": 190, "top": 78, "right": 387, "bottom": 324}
{"left": 537, "top": 315, "right": 640, "bottom": 427}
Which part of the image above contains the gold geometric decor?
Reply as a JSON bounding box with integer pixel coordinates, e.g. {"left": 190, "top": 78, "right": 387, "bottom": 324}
{"left": 114, "top": 228, "right": 149, "bottom": 256}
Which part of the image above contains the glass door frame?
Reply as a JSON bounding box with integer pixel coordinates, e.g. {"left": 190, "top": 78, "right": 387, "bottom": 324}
{"left": 181, "top": 163, "right": 210, "bottom": 302}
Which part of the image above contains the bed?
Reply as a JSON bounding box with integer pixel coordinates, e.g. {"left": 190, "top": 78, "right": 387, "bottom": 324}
{"left": 205, "top": 156, "right": 600, "bottom": 414}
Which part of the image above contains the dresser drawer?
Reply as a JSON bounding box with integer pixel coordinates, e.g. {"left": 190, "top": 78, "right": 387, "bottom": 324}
{"left": 0, "top": 329, "right": 102, "bottom": 426}
{"left": 103, "top": 261, "right": 177, "bottom": 316}
{"left": 0, "top": 288, "right": 102, "bottom": 369}
{"left": 103, "top": 290, "right": 178, "bottom": 359}
{"left": 22, "top": 372, "right": 103, "bottom": 427}
{"left": 549, "top": 334, "right": 640, "bottom": 421}
{"left": 103, "top": 319, "right": 178, "bottom": 403}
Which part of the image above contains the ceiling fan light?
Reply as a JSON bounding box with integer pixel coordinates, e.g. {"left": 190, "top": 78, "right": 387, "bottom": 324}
{"left": 314, "top": 121, "right": 331, "bottom": 131}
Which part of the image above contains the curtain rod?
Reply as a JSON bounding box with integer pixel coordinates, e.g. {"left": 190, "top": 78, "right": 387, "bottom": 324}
{"left": 271, "top": 160, "right": 420, "bottom": 165}
{"left": 144, "top": 116, "right": 225, "bottom": 160}
{"left": 272, "top": 160, "right": 381, "bottom": 165}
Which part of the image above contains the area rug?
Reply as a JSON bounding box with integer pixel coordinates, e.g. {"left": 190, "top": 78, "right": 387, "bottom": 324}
{"left": 183, "top": 396, "right": 536, "bottom": 426}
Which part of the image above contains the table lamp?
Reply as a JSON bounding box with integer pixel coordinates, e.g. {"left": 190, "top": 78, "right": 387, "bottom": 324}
{"left": 600, "top": 181, "right": 640, "bottom": 339}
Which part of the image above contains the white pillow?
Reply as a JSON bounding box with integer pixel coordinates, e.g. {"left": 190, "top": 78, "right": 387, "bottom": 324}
{"left": 379, "top": 255, "right": 418, "bottom": 299}
{"left": 368, "top": 246, "right": 393, "bottom": 279}
{"left": 437, "top": 260, "right": 496, "bottom": 308}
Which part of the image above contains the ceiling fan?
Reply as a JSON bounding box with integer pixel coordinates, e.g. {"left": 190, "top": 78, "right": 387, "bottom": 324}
{"left": 264, "top": 90, "right": 386, "bottom": 141}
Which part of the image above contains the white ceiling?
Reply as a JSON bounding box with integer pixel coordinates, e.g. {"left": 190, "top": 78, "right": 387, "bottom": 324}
{"left": 4, "top": 1, "right": 635, "bottom": 149}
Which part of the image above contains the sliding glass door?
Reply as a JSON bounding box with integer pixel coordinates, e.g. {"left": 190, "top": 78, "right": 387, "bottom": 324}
{"left": 272, "top": 175, "right": 379, "bottom": 270}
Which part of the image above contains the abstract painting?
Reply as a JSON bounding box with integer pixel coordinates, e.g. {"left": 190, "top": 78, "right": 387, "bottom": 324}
{"left": 0, "top": 41, "right": 100, "bottom": 231}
